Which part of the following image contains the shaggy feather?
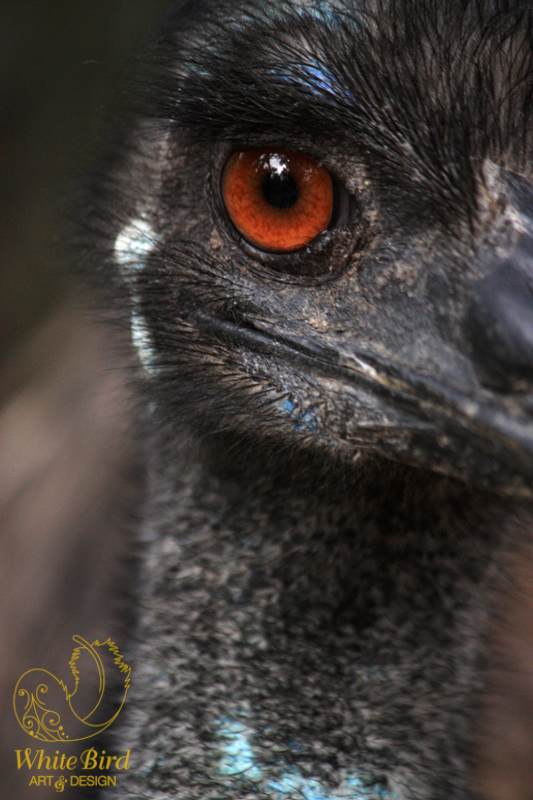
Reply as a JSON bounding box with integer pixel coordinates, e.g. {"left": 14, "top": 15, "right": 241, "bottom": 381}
{"left": 78, "top": 1, "right": 533, "bottom": 798}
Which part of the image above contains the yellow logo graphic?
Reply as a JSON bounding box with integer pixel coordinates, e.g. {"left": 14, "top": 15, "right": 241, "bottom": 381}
{"left": 13, "top": 636, "right": 131, "bottom": 743}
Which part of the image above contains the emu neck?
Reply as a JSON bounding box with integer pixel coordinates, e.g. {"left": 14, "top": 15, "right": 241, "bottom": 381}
{"left": 121, "top": 428, "right": 516, "bottom": 800}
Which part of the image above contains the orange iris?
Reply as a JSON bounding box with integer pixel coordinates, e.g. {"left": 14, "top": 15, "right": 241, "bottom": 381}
{"left": 222, "top": 148, "right": 334, "bottom": 253}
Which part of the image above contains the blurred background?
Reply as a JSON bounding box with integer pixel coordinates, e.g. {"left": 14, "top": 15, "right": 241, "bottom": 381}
{"left": 0, "top": 0, "right": 172, "bottom": 353}
{"left": 2, "top": 2, "right": 533, "bottom": 800}
{"left": 0, "top": 3, "right": 170, "bottom": 798}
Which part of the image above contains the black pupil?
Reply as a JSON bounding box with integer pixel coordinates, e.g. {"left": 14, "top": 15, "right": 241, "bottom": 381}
{"left": 262, "top": 168, "right": 298, "bottom": 210}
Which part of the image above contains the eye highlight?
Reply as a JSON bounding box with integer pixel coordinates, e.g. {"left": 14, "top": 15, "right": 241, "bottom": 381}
{"left": 222, "top": 148, "right": 334, "bottom": 253}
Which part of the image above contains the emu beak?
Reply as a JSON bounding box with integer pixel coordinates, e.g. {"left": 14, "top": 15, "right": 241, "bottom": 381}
{"left": 333, "top": 343, "right": 533, "bottom": 498}
{"left": 318, "top": 232, "right": 533, "bottom": 497}
{"left": 334, "top": 230, "right": 533, "bottom": 497}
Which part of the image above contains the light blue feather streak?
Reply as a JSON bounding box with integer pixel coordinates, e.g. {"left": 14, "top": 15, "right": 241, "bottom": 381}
{"left": 271, "top": 55, "right": 365, "bottom": 116}
{"left": 114, "top": 218, "right": 156, "bottom": 273}
{"left": 294, "top": 0, "right": 351, "bottom": 28}
{"left": 270, "top": 60, "right": 342, "bottom": 102}
{"left": 268, "top": 1, "right": 360, "bottom": 105}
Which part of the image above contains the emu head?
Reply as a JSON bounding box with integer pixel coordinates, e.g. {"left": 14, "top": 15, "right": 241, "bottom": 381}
{"left": 100, "top": 0, "right": 533, "bottom": 499}
{"left": 85, "top": 0, "right": 533, "bottom": 797}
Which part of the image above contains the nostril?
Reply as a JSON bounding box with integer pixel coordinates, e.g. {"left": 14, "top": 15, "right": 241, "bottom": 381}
{"left": 465, "top": 259, "right": 533, "bottom": 392}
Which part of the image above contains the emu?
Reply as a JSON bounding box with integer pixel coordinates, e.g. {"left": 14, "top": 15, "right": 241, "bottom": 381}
{"left": 82, "top": 1, "right": 533, "bottom": 797}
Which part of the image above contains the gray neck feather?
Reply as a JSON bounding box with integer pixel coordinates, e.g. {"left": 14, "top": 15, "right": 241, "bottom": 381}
{"left": 107, "top": 423, "right": 519, "bottom": 800}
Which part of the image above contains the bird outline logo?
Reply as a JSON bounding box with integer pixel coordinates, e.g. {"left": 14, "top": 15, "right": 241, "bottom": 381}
{"left": 13, "top": 636, "right": 131, "bottom": 742}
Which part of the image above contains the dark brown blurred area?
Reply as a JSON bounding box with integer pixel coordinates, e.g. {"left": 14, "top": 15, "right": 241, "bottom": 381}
{"left": 0, "top": 3, "right": 169, "bottom": 798}
{"left": 2, "top": 3, "right": 533, "bottom": 800}
{"left": 0, "top": 0, "right": 169, "bottom": 352}
{"left": 0, "top": 306, "right": 135, "bottom": 799}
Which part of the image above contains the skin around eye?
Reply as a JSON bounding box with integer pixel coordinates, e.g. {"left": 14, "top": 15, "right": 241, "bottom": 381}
{"left": 222, "top": 148, "right": 334, "bottom": 253}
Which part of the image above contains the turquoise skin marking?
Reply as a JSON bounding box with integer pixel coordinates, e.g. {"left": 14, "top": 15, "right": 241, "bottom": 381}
{"left": 216, "top": 712, "right": 393, "bottom": 799}
{"left": 281, "top": 396, "right": 320, "bottom": 433}
{"left": 284, "top": 398, "right": 297, "bottom": 414}
{"left": 268, "top": 772, "right": 332, "bottom": 799}
{"left": 296, "top": 408, "right": 319, "bottom": 433}
{"left": 217, "top": 717, "right": 263, "bottom": 781}
{"left": 267, "top": 771, "right": 392, "bottom": 799}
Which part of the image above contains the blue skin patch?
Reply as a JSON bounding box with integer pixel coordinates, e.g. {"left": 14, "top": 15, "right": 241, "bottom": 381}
{"left": 267, "top": 771, "right": 392, "bottom": 800}
{"left": 296, "top": 408, "right": 319, "bottom": 433}
{"left": 268, "top": 772, "right": 333, "bottom": 799}
{"left": 217, "top": 717, "right": 263, "bottom": 781}
{"left": 281, "top": 396, "right": 320, "bottom": 434}
{"left": 216, "top": 712, "right": 393, "bottom": 799}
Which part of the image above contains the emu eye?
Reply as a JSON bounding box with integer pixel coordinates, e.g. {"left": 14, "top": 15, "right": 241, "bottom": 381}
{"left": 222, "top": 148, "right": 334, "bottom": 253}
